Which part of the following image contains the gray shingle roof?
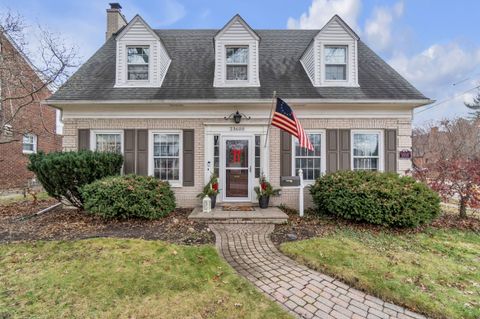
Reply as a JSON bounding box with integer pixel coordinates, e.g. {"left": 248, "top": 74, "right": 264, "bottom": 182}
{"left": 50, "top": 29, "right": 427, "bottom": 101}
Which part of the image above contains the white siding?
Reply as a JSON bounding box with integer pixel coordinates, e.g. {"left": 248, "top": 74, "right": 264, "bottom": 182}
{"left": 115, "top": 16, "right": 171, "bottom": 88}
{"left": 214, "top": 16, "right": 260, "bottom": 87}
{"left": 300, "top": 42, "right": 315, "bottom": 85}
{"left": 221, "top": 19, "right": 255, "bottom": 41}
{"left": 300, "top": 16, "right": 359, "bottom": 87}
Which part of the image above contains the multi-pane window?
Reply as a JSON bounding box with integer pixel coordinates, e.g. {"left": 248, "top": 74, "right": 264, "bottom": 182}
{"left": 95, "top": 133, "right": 122, "bottom": 153}
{"left": 325, "top": 46, "right": 347, "bottom": 81}
{"left": 226, "top": 47, "right": 248, "bottom": 81}
{"left": 255, "top": 135, "right": 261, "bottom": 178}
{"left": 294, "top": 133, "right": 322, "bottom": 181}
{"left": 213, "top": 135, "right": 220, "bottom": 177}
{"left": 153, "top": 133, "right": 180, "bottom": 182}
{"left": 22, "top": 133, "right": 37, "bottom": 154}
{"left": 127, "top": 46, "right": 149, "bottom": 80}
{"left": 352, "top": 132, "right": 380, "bottom": 171}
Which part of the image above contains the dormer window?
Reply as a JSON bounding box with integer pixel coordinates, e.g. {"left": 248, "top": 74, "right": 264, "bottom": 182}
{"left": 127, "top": 46, "right": 149, "bottom": 80}
{"left": 300, "top": 15, "right": 359, "bottom": 87}
{"left": 226, "top": 47, "right": 248, "bottom": 81}
{"left": 325, "top": 46, "right": 347, "bottom": 81}
{"left": 214, "top": 15, "right": 260, "bottom": 87}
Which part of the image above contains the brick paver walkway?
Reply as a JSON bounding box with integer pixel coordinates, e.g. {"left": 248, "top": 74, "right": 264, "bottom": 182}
{"left": 210, "top": 224, "right": 427, "bottom": 319}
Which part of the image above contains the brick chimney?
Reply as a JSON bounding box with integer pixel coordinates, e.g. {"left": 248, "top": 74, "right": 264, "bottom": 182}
{"left": 106, "top": 3, "right": 127, "bottom": 41}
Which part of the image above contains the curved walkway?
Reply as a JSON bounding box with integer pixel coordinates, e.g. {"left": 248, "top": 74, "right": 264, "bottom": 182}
{"left": 210, "top": 224, "right": 426, "bottom": 319}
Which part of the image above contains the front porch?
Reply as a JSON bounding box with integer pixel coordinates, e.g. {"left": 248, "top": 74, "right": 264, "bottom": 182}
{"left": 188, "top": 205, "right": 288, "bottom": 224}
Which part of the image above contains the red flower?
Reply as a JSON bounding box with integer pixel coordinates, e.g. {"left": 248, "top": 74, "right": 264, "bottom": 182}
{"left": 261, "top": 182, "right": 267, "bottom": 191}
{"left": 212, "top": 183, "right": 219, "bottom": 191}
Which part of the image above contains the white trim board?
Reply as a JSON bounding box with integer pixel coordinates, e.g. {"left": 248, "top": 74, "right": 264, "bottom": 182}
{"left": 46, "top": 98, "right": 433, "bottom": 106}
{"left": 147, "top": 130, "right": 183, "bottom": 188}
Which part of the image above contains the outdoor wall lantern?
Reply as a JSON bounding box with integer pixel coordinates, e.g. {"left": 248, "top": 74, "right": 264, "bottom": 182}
{"left": 224, "top": 111, "right": 251, "bottom": 124}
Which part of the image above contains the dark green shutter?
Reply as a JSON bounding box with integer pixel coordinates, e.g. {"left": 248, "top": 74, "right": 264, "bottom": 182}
{"left": 385, "top": 129, "right": 397, "bottom": 172}
{"left": 326, "top": 129, "right": 338, "bottom": 173}
{"left": 78, "top": 129, "right": 90, "bottom": 150}
{"left": 339, "top": 129, "right": 351, "bottom": 170}
{"left": 124, "top": 129, "right": 136, "bottom": 174}
{"left": 280, "top": 130, "right": 292, "bottom": 185}
{"left": 136, "top": 129, "right": 148, "bottom": 176}
{"left": 183, "top": 129, "right": 194, "bottom": 186}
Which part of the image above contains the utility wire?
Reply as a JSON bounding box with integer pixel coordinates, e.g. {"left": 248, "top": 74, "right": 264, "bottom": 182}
{"left": 415, "top": 84, "right": 480, "bottom": 115}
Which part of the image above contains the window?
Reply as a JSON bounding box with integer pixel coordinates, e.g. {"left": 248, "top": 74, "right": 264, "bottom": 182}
{"left": 325, "top": 46, "right": 347, "bottom": 81}
{"left": 153, "top": 133, "right": 181, "bottom": 183}
{"left": 127, "top": 46, "right": 149, "bottom": 80}
{"left": 293, "top": 132, "right": 325, "bottom": 181}
{"left": 94, "top": 132, "right": 122, "bottom": 153}
{"left": 22, "top": 134, "right": 37, "bottom": 154}
{"left": 213, "top": 135, "right": 220, "bottom": 177}
{"left": 254, "top": 135, "right": 261, "bottom": 178}
{"left": 226, "top": 47, "right": 248, "bottom": 81}
{"left": 352, "top": 131, "right": 382, "bottom": 171}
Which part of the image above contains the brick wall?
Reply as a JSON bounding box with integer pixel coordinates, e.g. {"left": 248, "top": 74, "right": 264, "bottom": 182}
{"left": 63, "top": 116, "right": 412, "bottom": 209}
{"left": 0, "top": 34, "right": 61, "bottom": 191}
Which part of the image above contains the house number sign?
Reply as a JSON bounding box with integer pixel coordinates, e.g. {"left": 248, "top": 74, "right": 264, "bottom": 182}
{"left": 399, "top": 149, "right": 412, "bottom": 159}
{"left": 230, "top": 126, "right": 245, "bottom": 131}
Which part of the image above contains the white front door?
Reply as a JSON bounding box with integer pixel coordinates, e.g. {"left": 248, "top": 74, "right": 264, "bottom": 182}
{"left": 221, "top": 136, "right": 253, "bottom": 202}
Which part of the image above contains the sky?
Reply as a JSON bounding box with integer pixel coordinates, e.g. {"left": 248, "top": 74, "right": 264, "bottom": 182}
{"left": 1, "top": 0, "right": 479, "bottom": 126}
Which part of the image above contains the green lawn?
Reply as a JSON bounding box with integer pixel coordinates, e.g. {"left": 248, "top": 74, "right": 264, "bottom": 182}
{"left": 280, "top": 228, "right": 480, "bottom": 319}
{"left": 0, "top": 239, "right": 291, "bottom": 319}
{"left": 0, "top": 192, "right": 50, "bottom": 205}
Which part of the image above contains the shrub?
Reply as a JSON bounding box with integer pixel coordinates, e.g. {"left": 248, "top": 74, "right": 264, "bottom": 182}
{"left": 310, "top": 171, "right": 441, "bottom": 227}
{"left": 81, "top": 175, "right": 176, "bottom": 219}
{"left": 28, "top": 151, "right": 123, "bottom": 208}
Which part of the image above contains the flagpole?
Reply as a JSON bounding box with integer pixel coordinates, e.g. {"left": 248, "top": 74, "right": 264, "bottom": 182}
{"left": 264, "top": 90, "right": 277, "bottom": 148}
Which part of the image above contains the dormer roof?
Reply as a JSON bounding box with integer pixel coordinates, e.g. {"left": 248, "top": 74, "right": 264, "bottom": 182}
{"left": 317, "top": 15, "right": 359, "bottom": 40}
{"left": 215, "top": 14, "right": 260, "bottom": 41}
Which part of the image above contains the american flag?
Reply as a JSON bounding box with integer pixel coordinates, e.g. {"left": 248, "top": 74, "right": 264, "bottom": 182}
{"left": 271, "top": 98, "right": 314, "bottom": 151}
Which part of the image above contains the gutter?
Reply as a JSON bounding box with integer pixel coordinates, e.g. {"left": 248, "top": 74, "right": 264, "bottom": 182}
{"left": 44, "top": 98, "right": 435, "bottom": 107}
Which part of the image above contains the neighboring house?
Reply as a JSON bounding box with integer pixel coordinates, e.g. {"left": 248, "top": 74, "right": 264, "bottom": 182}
{"left": 46, "top": 3, "right": 431, "bottom": 208}
{"left": 0, "top": 32, "right": 60, "bottom": 192}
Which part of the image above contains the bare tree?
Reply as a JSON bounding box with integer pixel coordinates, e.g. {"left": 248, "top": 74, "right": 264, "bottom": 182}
{"left": 412, "top": 118, "right": 480, "bottom": 218}
{"left": 0, "top": 10, "right": 78, "bottom": 144}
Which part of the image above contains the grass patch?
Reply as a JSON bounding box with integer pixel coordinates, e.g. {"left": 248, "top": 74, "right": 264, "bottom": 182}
{"left": 0, "top": 192, "right": 50, "bottom": 205}
{"left": 280, "top": 228, "right": 480, "bottom": 319}
{"left": 0, "top": 239, "right": 291, "bottom": 319}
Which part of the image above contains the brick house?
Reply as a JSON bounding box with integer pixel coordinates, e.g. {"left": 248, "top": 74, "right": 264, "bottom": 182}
{"left": 0, "top": 32, "right": 60, "bottom": 192}
{"left": 46, "top": 3, "right": 431, "bottom": 208}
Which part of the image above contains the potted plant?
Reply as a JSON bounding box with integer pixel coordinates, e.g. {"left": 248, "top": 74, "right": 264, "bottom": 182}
{"left": 197, "top": 174, "right": 220, "bottom": 209}
{"left": 254, "top": 174, "right": 280, "bottom": 209}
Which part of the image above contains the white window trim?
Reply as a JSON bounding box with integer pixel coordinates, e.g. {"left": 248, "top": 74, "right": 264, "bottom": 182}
{"left": 351, "top": 129, "right": 384, "bottom": 172}
{"left": 318, "top": 41, "right": 358, "bottom": 87}
{"left": 90, "top": 130, "right": 124, "bottom": 154}
{"left": 324, "top": 45, "right": 348, "bottom": 82}
{"left": 22, "top": 133, "right": 37, "bottom": 154}
{"left": 148, "top": 130, "right": 183, "bottom": 188}
{"left": 225, "top": 45, "right": 249, "bottom": 82}
{"left": 291, "top": 130, "right": 327, "bottom": 185}
{"left": 126, "top": 45, "right": 151, "bottom": 83}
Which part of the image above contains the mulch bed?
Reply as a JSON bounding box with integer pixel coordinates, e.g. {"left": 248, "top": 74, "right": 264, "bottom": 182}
{"left": 271, "top": 207, "right": 480, "bottom": 245}
{"left": 0, "top": 199, "right": 214, "bottom": 245}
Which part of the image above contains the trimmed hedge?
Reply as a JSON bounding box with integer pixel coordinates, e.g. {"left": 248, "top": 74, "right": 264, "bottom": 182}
{"left": 310, "top": 171, "right": 440, "bottom": 227}
{"left": 81, "top": 175, "right": 176, "bottom": 219}
{"left": 28, "top": 151, "right": 123, "bottom": 208}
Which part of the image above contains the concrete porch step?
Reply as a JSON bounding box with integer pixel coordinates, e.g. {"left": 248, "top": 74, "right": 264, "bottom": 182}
{"left": 188, "top": 206, "right": 288, "bottom": 224}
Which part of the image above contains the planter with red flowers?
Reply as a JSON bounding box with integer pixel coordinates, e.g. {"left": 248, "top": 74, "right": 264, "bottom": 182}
{"left": 196, "top": 174, "right": 220, "bottom": 209}
{"left": 254, "top": 175, "right": 280, "bottom": 209}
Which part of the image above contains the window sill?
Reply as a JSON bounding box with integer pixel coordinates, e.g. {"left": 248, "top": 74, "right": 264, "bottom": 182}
{"left": 22, "top": 150, "right": 36, "bottom": 154}
{"left": 167, "top": 182, "right": 183, "bottom": 188}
